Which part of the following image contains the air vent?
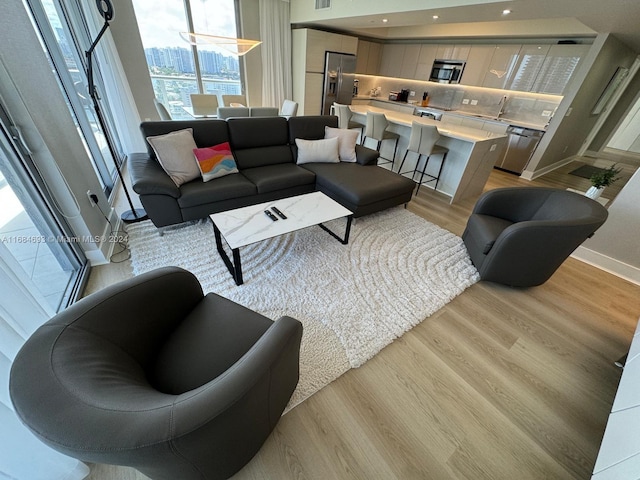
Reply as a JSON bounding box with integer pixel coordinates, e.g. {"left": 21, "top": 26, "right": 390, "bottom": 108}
{"left": 315, "top": 0, "right": 330, "bottom": 10}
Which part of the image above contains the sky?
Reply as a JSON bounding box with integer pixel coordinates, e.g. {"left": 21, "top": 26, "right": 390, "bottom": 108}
{"left": 131, "top": 0, "right": 238, "bottom": 49}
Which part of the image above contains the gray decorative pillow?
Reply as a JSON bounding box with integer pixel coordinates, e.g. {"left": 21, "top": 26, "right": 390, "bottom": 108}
{"left": 146, "top": 128, "right": 200, "bottom": 186}
{"left": 295, "top": 137, "right": 340, "bottom": 165}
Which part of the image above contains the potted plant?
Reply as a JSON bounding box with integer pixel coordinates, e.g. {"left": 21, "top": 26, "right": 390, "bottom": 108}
{"left": 586, "top": 164, "right": 622, "bottom": 199}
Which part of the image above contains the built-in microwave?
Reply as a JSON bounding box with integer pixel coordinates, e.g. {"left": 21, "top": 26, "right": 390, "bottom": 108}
{"left": 429, "top": 60, "right": 465, "bottom": 84}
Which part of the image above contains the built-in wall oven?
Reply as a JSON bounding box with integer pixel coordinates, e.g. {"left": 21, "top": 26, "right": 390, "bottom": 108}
{"left": 429, "top": 60, "right": 465, "bottom": 84}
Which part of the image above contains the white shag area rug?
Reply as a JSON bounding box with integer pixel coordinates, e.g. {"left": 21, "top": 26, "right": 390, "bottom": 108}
{"left": 127, "top": 207, "right": 479, "bottom": 410}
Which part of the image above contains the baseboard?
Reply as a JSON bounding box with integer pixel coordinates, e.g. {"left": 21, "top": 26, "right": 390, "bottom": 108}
{"left": 87, "top": 207, "right": 122, "bottom": 266}
{"left": 601, "top": 148, "right": 640, "bottom": 167}
{"left": 521, "top": 156, "right": 577, "bottom": 180}
{"left": 571, "top": 246, "right": 640, "bottom": 286}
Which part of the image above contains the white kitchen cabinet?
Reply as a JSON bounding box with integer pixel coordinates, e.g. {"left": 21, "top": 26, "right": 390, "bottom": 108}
{"left": 506, "top": 44, "right": 551, "bottom": 92}
{"left": 367, "top": 42, "right": 382, "bottom": 74}
{"left": 400, "top": 44, "right": 421, "bottom": 79}
{"left": 415, "top": 44, "right": 439, "bottom": 80}
{"left": 356, "top": 41, "right": 369, "bottom": 73}
{"left": 294, "top": 29, "right": 358, "bottom": 74}
{"left": 462, "top": 45, "right": 496, "bottom": 86}
{"left": 531, "top": 44, "right": 590, "bottom": 94}
{"left": 291, "top": 28, "right": 358, "bottom": 115}
{"left": 356, "top": 40, "right": 382, "bottom": 75}
{"left": 436, "top": 44, "right": 471, "bottom": 61}
{"left": 340, "top": 35, "right": 358, "bottom": 55}
{"left": 482, "top": 44, "right": 521, "bottom": 89}
{"left": 379, "top": 44, "right": 405, "bottom": 77}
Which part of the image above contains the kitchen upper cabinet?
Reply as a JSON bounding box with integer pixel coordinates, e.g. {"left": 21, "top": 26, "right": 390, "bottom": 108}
{"left": 291, "top": 28, "right": 358, "bottom": 115}
{"left": 380, "top": 43, "right": 436, "bottom": 79}
{"left": 356, "top": 41, "right": 369, "bottom": 73}
{"left": 462, "top": 45, "right": 496, "bottom": 86}
{"left": 340, "top": 35, "right": 359, "bottom": 55}
{"left": 436, "top": 44, "right": 471, "bottom": 61}
{"left": 482, "top": 44, "right": 521, "bottom": 89}
{"left": 367, "top": 42, "right": 382, "bottom": 74}
{"left": 379, "top": 44, "right": 405, "bottom": 77}
{"left": 531, "top": 44, "right": 590, "bottom": 94}
{"left": 400, "top": 44, "right": 421, "bottom": 79}
{"left": 295, "top": 29, "right": 358, "bottom": 73}
{"left": 506, "top": 44, "right": 551, "bottom": 92}
{"left": 356, "top": 40, "right": 382, "bottom": 74}
{"left": 323, "top": 31, "right": 357, "bottom": 55}
{"left": 415, "top": 44, "right": 438, "bottom": 80}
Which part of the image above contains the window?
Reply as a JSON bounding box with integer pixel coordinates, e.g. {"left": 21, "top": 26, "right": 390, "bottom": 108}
{"left": 26, "top": 0, "right": 124, "bottom": 195}
{"left": 132, "top": 0, "right": 242, "bottom": 120}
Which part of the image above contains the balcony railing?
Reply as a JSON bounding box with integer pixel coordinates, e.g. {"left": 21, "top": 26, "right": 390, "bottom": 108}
{"left": 151, "top": 74, "right": 241, "bottom": 120}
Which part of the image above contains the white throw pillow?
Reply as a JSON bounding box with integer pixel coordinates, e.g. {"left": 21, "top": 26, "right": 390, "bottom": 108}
{"left": 146, "top": 129, "right": 200, "bottom": 187}
{"left": 324, "top": 126, "right": 358, "bottom": 163}
{"left": 295, "top": 137, "right": 340, "bottom": 165}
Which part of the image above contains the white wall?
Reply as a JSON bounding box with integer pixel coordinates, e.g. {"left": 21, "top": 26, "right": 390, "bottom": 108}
{"left": 573, "top": 168, "right": 640, "bottom": 285}
{"left": 608, "top": 94, "right": 640, "bottom": 153}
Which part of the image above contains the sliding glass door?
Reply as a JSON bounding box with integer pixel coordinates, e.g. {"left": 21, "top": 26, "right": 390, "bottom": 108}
{"left": 0, "top": 107, "right": 87, "bottom": 313}
{"left": 26, "top": 0, "right": 125, "bottom": 196}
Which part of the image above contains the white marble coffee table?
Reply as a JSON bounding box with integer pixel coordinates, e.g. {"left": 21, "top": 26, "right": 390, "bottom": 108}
{"left": 209, "top": 191, "right": 353, "bottom": 285}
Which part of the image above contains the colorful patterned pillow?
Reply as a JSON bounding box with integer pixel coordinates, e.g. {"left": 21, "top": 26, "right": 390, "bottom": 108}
{"left": 193, "top": 142, "right": 239, "bottom": 182}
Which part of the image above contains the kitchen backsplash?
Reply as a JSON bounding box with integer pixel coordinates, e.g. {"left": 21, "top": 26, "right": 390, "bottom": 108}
{"left": 356, "top": 75, "right": 562, "bottom": 128}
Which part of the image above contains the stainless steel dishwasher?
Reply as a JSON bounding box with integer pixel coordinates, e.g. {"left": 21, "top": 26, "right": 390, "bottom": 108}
{"left": 495, "top": 126, "right": 544, "bottom": 174}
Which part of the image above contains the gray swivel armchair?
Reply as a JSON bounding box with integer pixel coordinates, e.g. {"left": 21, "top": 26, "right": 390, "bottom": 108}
{"left": 462, "top": 187, "right": 608, "bottom": 287}
{"left": 10, "top": 267, "right": 303, "bottom": 480}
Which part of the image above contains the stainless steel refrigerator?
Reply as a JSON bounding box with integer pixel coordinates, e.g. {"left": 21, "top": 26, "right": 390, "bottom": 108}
{"left": 321, "top": 52, "right": 357, "bottom": 115}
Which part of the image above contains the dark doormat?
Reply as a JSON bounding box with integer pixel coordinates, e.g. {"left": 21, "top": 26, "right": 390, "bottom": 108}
{"left": 569, "top": 165, "right": 608, "bottom": 179}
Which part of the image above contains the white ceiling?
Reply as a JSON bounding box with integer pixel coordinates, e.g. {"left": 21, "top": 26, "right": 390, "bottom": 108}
{"left": 296, "top": 0, "right": 640, "bottom": 52}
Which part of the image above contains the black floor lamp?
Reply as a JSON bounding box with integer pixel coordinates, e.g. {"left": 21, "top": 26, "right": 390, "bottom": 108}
{"left": 86, "top": 0, "right": 147, "bottom": 223}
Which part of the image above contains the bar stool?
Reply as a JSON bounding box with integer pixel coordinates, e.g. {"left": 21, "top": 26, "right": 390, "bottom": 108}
{"left": 397, "top": 121, "right": 449, "bottom": 195}
{"left": 363, "top": 111, "right": 400, "bottom": 167}
{"left": 332, "top": 103, "right": 365, "bottom": 142}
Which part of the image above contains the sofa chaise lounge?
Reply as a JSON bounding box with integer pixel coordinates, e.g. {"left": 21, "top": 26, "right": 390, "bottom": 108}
{"left": 129, "top": 115, "right": 416, "bottom": 228}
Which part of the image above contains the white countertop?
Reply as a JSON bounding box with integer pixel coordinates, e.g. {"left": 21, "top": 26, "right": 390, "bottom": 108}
{"left": 354, "top": 96, "right": 547, "bottom": 131}
{"left": 349, "top": 104, "right": 507, "bottom": 143}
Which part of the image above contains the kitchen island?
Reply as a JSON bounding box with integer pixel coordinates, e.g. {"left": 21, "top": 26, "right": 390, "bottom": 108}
{"left": 349, "top": 104, "right": 508, "bottom": 204}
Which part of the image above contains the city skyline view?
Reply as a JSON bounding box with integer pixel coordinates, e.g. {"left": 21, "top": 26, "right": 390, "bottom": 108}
{"left": 132, "top": 0, "right": 243, "bottom": 118}
{"left": 144, "top": 46, "right": 240, "bottom": 78}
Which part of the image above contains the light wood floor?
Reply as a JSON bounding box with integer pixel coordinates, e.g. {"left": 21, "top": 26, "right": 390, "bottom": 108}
{"left": 86, "top": 157, "right": 640, "bottom": 480}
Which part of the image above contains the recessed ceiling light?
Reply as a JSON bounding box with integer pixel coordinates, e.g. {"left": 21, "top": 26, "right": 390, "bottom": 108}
{"left": 382, "top": 18, "right": 388, "bottom": 23}
{"left": 502, "top": 9, "right": 511, "bottom": 15}
{"left": 433, "top": 15, "right": 439, "bottom": 20}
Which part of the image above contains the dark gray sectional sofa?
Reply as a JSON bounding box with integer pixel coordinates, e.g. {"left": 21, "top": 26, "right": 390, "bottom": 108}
{"left": 129, "top": 115, "right": 416, "bottom": 228}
